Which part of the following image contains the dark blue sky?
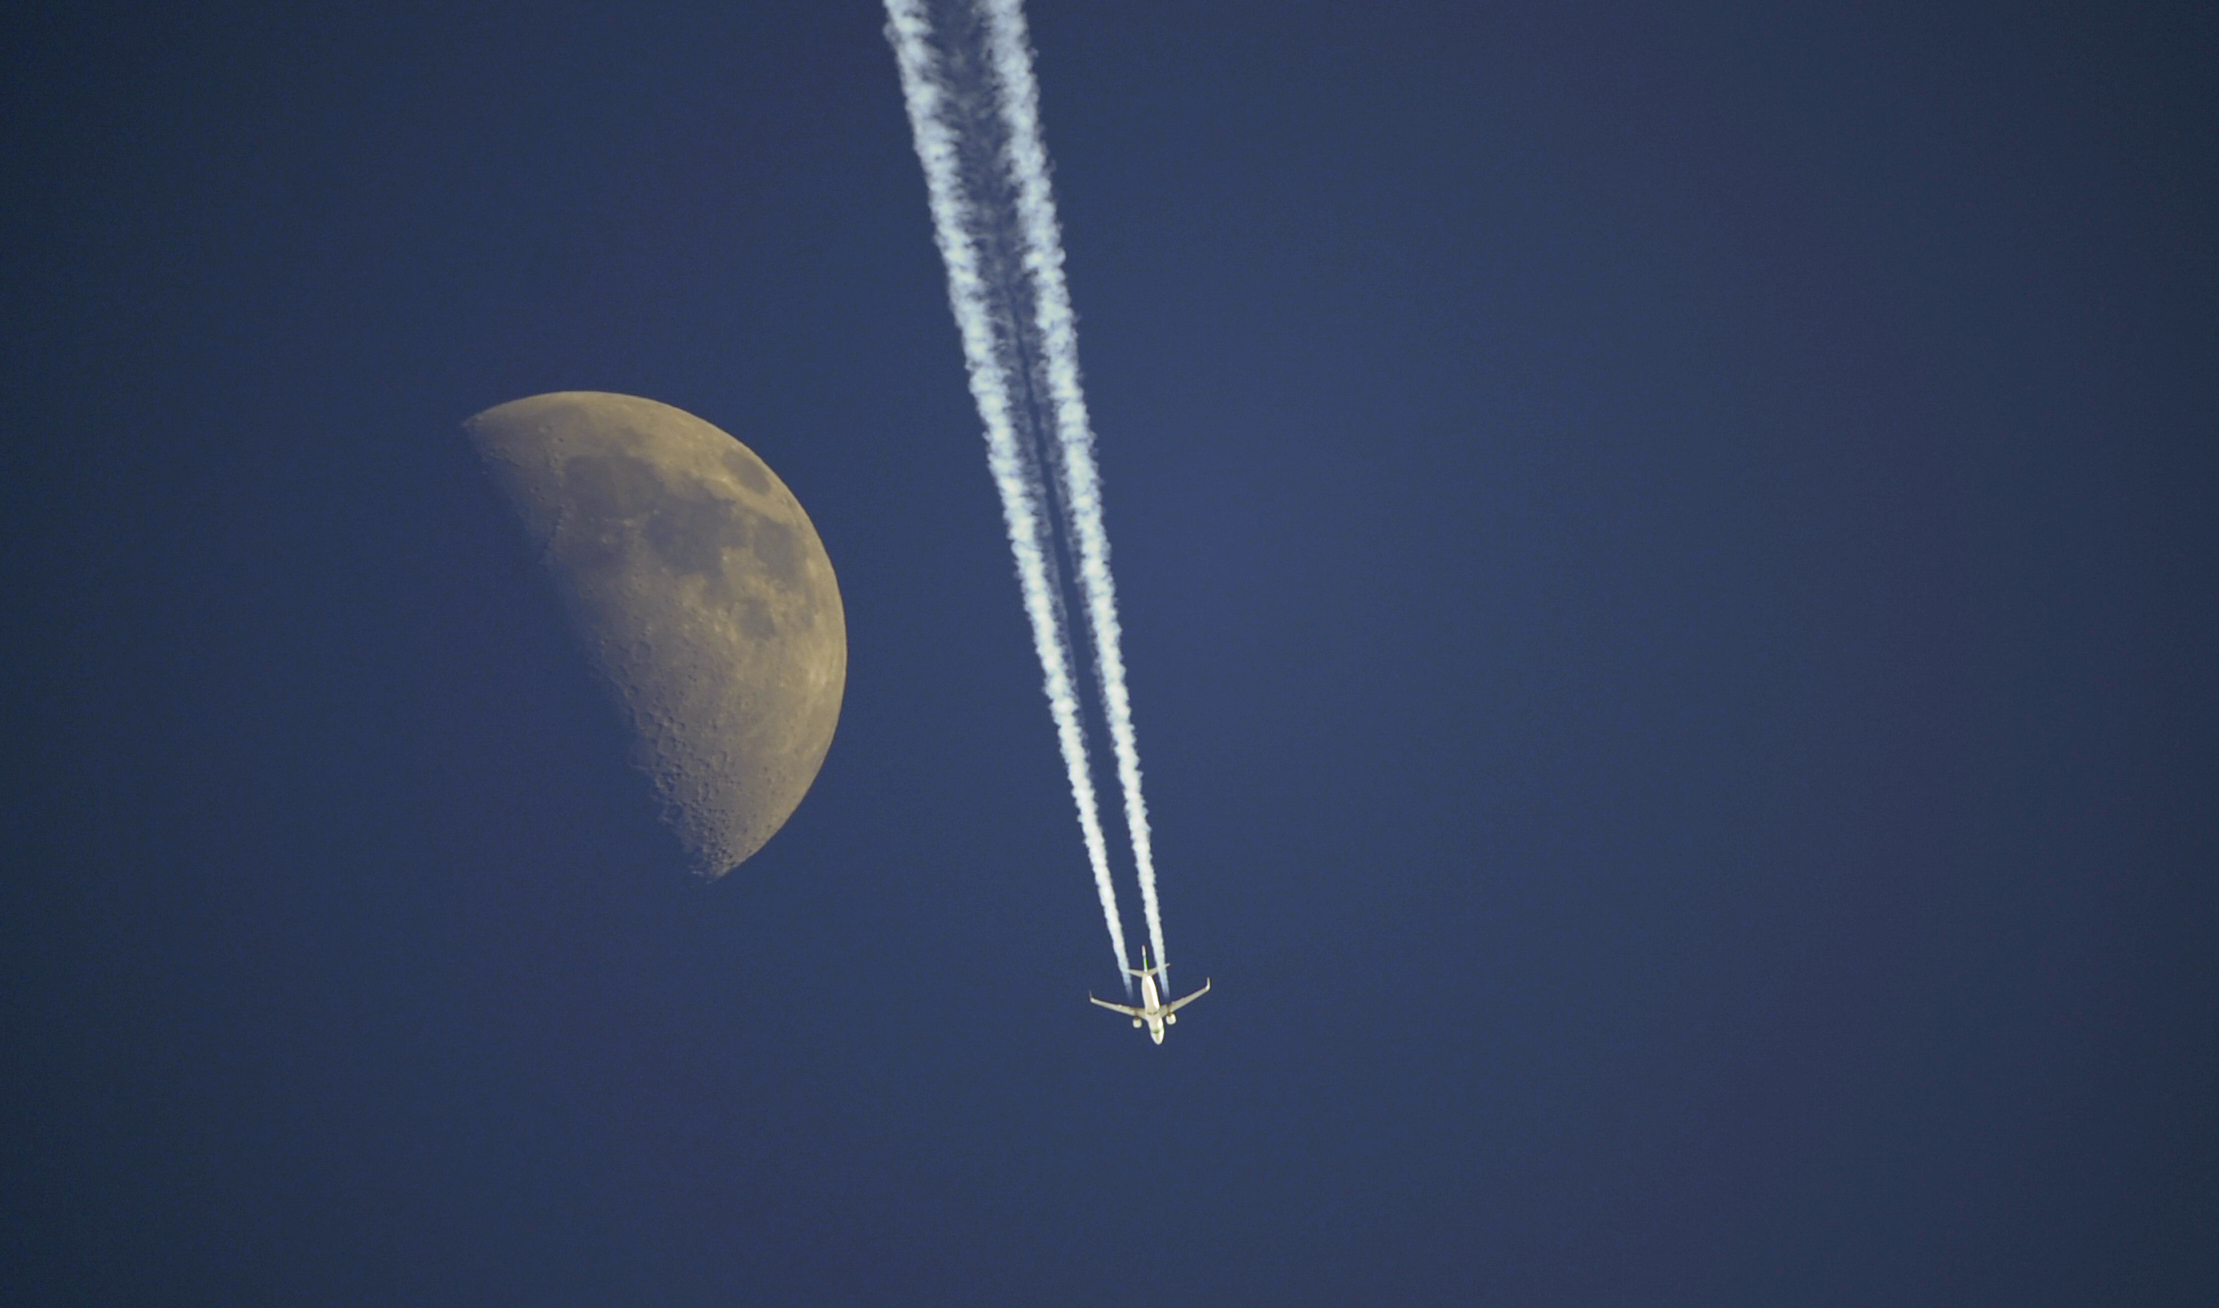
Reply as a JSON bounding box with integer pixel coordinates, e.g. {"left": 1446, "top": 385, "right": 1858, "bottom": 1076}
{"left": 7, "top": 1, "right": 2215, "bottom": 1303}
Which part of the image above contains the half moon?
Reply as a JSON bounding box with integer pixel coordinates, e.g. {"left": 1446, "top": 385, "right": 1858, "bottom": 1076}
{"left": 465, "top": 391, "right": 845, "bottom": 878}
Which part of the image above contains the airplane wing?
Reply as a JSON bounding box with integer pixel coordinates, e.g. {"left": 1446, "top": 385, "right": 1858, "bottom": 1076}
{"left": 1160, "top": 979, "right": 1212, "bottom": 1014}
{"left": 1088, "top": 995, "right": 1146, "bottom": 1018}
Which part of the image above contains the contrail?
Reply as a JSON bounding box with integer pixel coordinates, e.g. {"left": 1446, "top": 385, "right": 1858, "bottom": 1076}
{"left": 884, "top": 0, "right": 1134, "bottom": 984}
{"left": 975, "top": 0, "right": 1170, "bottom": 987}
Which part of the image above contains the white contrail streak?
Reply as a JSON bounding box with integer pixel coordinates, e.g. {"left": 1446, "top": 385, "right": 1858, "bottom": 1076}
{"left": 884, "top": 0, "right": 1134, "bottom": 983}
{"left": 978, "top": 0, "right": 1170, "bottom": 986}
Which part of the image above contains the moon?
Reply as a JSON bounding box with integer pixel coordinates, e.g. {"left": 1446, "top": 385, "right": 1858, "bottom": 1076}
{"left": 465, "top": 391, "right": 845, "bottom": 879}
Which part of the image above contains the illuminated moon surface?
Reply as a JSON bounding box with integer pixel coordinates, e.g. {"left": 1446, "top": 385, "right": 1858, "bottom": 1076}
{"left": 466, "top": 391, "right": 845, "bottom": 878}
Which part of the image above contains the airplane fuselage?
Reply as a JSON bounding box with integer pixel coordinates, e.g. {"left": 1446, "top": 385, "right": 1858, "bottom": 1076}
{"left": 1137, "top": 971, "right": 1166, "bottom": 1044}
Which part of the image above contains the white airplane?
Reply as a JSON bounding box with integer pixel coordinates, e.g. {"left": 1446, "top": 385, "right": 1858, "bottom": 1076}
{"left": 1088, "top": 952, "right": 1210, "bottom": 1045}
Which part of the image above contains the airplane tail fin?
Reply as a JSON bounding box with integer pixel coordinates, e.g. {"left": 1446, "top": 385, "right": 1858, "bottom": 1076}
{"left": 1122, "top": 948, "right": 1164, "bottom": 981}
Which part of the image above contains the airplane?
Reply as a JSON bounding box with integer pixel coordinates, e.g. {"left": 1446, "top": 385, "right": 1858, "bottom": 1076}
{"left": 1088, "top": 951, "right": 1210, "bottom": 1045}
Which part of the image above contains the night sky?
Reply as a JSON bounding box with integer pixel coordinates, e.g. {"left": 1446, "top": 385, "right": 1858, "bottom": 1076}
{"left": 7, "top": 2, "right": 2216, "bottom": 1303}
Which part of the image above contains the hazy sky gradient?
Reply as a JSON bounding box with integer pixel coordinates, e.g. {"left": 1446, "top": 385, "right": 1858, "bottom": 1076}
{"left": 6, "top": 2, "right": 2214, "bottom": 1304}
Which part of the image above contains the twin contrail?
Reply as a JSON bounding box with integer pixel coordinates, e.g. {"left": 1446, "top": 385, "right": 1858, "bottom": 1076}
{"left": 885, "top": 0, "right": 1170, "bottom": 989}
